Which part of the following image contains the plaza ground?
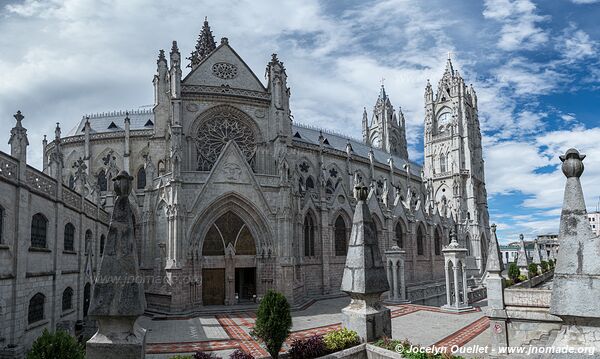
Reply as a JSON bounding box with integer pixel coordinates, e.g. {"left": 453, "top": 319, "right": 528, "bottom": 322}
{"left": 138, "top": 296, "right": 491, "bottom": 359}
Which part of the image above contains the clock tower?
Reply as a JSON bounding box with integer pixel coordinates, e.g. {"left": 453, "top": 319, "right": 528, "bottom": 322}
{"left": 423, "top": 58, "right": 490, "bottom": 273}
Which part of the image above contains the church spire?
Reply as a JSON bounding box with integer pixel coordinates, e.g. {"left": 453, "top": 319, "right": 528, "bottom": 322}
{"left": 188, "top": 17, "right": 217, "bottom": 69}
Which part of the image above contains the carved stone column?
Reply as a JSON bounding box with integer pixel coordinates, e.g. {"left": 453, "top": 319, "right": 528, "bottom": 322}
{"left": 441, "top": 229, "right": 472, "bottom": 312}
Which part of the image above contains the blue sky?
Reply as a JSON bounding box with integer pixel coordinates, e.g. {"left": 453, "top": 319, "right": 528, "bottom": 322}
{"left": 0, "top": 0, "right": 599, "bottom": 243}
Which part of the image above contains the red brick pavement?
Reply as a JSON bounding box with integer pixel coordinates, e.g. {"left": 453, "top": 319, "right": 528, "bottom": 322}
{"left": 146, "top": 304, "right": 486, "bottom": 356}
{"left": 432, "top": 316, "right": 490, "bottom": 349}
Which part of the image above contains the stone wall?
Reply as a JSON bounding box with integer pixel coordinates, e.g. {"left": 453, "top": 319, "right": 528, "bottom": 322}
{"left": 0, "top": 151, "right": 109, "bottom": 352}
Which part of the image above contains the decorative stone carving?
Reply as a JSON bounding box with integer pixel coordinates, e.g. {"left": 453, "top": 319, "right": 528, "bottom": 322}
{"left": 196, "top": 115, "right": 256, "bottom": 171}
{"left": 222, "top": 162, "right": 242, "bottom": 181}
{"left": 212, "top": 62, "right": 238, "bottom": 79}
{"left": 186, "top": 103, "right": 199, "bottom": 112}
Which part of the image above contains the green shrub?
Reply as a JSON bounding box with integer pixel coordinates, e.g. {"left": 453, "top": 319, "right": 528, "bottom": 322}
{"left": 251, "top": 290, "right": 292, "bottom": 359}
{"left": 27, "top": 328, "right": 84, "bottom": 359}
{"left": 517, "top": 274, "right": 528, "bottom": 282}
{"left": 323, "top": 328, "right": 360, "bottom": 352}
{"left": 374, "top": 337, "right": 465, "bottom": 358}
{"left": 540, "top": 260, "right": 549, "bottom": 273}
{"left": 549, "top": 259, "right": 555, "bottom": 269}
{"left": 528, "top": 263, "right": 539, "bottom": 278}
{"left": 170, "top": 356, "right": 193, "bottom": 359}
{"left": 508, "top": 262, "right": 520, "bottom": 281}
{"left": 504, "top": 279, "right": 514, "bottom": 287}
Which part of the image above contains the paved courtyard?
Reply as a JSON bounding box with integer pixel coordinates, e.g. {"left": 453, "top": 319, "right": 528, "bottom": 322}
{"left": 138, "top": 296, "right": 491, "bottom": 359}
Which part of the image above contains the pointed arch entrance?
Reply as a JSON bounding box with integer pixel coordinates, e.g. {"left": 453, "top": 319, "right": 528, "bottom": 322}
{"left": 201, "top": 211, "right": 257, "bottom": 305}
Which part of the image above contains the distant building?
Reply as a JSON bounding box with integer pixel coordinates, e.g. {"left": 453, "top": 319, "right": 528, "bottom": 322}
{"left": 588, "top": 211, "right": 600, "bottom": 235}
{"left": 499, "top": 234, "right": 559, "bottom": 265}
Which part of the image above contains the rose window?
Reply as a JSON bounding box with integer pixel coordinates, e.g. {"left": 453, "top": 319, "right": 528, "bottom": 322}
{"left": 212, "top": 62, "right": 238, "bottom": 79}
{"left": 196, "top": 115, "right": 256, "bottom": 171}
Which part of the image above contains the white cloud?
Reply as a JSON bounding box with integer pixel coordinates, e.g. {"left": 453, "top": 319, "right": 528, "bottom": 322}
{"left": 483, "top": 0, "right": 549, "bottom": 51}
{"left": 556, "top": 23, "right": 597, "bottom": 63}
{"left": 570, "top": 0, "right": 600, "bottom": 4}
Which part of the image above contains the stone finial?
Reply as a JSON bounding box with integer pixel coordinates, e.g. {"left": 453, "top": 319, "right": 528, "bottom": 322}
{"left": 486, "top": 224, "right": 504, "bottom": 273}
{"left": 516, "top": 234, "right": 529, "bottom": 268}
{"left": 560, "top": 148, "right": 585, "bottom": 178}
{"left": 55, "top": 122, "right": 61, "bottom": 140}
{"left": 113, "top": 170, "right": 133, "bottom": 197}
{"left": 354, "top": 182, "right": 369, "bottom": 201}
{"left": 549, "top": 148, "right": 600, "bottom": 352}
{"left": 14, "top": 110, "right": 24, "bottom": 127}
{"left": 221, "top": 37, "right": 228, "bottom": 45}
{"left": 447, "top": 228, "right": 460, "bottom": 248}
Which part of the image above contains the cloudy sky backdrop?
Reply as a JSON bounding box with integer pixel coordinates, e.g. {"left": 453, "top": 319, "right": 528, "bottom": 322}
{"left": 0, "top": 0, "right": 599, "bottom": 243}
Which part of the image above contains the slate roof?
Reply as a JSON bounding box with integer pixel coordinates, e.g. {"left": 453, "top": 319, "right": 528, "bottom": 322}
{"left": 64, "top": 110, "right": 421, "bottom": 172}
{"left": 66, "top": 109, "right": 155, "bottom": 136}
{"left": 292, "top": 123, "right": 422, "bottom": 175}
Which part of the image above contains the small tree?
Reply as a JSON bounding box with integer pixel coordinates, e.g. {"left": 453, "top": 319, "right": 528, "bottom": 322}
{"left": 27, "top": 329, "right": 85, "bottom": 359}
{"left": 251, "top": 290, "right": 292, "bottom": 359}
{"left": 540, "top": 260, "right": 549, "bottom": 273}
{"left": 508, "top": 262, "right": 520, "bottom": 281}
{"left": 528, "top": 263, "right": 539, "bottom": 278}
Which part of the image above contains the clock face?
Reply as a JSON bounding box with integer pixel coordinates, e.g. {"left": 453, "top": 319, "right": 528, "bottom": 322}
{"left": 438, "top": 112, "right": 452, "bottom": 126}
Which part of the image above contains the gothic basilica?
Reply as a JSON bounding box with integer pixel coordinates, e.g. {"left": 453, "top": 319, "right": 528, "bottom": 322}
{"left": 34, "top": 18, "right": 490, "bottom": 314}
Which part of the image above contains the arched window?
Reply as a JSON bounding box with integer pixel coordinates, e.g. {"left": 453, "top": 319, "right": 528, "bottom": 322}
{"left": 100, "top": 234, "right": 105, "bottom": 256}
{"left": 62, "top": 287, "right": 73, "bottom": 311}
{"left": 201, "top": 212, "right": 257, "bottom": 256}
{"left": 137, "top": 167, "right": 146, "bottom": 190}
{"left": 31, "top": 213, "right": 48, "bottom": 249}
{"left": 395, "top": 222, "right": 403, "bottom": 248}
{"left": 85, "top": 230, "right": 93, "bottom": 255}
{"left": 440, "top": 153, "right": 447, "bottom": 173}
{"left": 28, "top": 293, "right": 45, "bottom": 324}
{"left": 158, "top": 160, "right": 165, "bottom": 175}
{"left": 417, "top": 225, "right": 425, "bottom": 256}
{"left": 68, "top": 174, "right": 75, "bottom": 189}
{"left": 304, "top": 214, "right": 315, "bottom": 257}
{"left": 64, "top": 223, "right": 75, "bottom": 251}
{"left": 434, "top": 228, "right": 442, "bottom": 255}
{"left": 334, "top": 215, "right": 347, "bottom": 256}
{"left": 97, "top": 169, "right": 107, "bottom": 192}
{"left": 305, "top": 177, "right": 315, "bottom": 190}
{"left": 465, "top": 234, "right": 472, "bottom": 256}
{"left": 83, "top": 283, "right": 90, "bottom": 317}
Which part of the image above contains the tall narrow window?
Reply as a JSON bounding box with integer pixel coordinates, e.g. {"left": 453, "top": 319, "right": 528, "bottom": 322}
{"left": 64, "top": 223, "right": 75, "bottom": 251}
{"left": 334, "top": 216, "right": 347, "bottom": 256}
{"left": 97, "top": 169, "right": 107, "bottom": 192}
{"left": 305, "top": 177, "right": 315, "bottom": 190}
{"left": 28, "top": 293, "right": 45, "bottom": 324}
{"left": 100, "top": 234, "right": 105, "bottom": 256}
{"left": 395, "top": 222, "right": 403, "bottom": 248}
{"left": 62, "top": 287, "right": 73, "bottom": 311}
{"left": 85, "top": 230, "right": 93, "bottom": 255}
{"left": 0, "top": 207, "right": 3, "bottom": 244}
{"left": 434, "top": 228, "right": 442, "bottom": 255}
{"left": 68, "top": 174, "right": 75, "bottom": 189}
{"left": 304, "top": 214, "right": 315, "bottom": 257}
{"left": 31, "top": 213, "right": 48, "bottom": 249}
{"left": 137, "top": 167, "right": 146, "bottom": 189}
{"left": 440, "top": 154, "right": 447, "bottom": 173}
{"left": 417, "top": 225, "right": 425, "bottom": 256}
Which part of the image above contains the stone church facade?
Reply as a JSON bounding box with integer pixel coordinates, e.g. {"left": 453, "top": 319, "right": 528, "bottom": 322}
{"left": 36, "top": 19, "right": 491, "bottom": 314}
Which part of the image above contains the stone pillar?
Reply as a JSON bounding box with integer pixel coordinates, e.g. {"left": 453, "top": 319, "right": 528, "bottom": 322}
{"left": 441, "top": 230, "right": 472, "bottom": 312}
{"left": 86, "top": 171, "right": 146, "bottom": 359}
{"left": 516, "top": 234, "right": 530, "bottom": 276}
{"left": 484, "top": 224, "right": 508, "bottom": 357}
{"left": 549, "top": 149, "right": 600, "bottom": 355}
{"left": 340, "top": 182, "right": 391, "bottom": 342}
{"left": 444, "top": 264, "right": 451, "bottom": 305}
{"left": 385, "top": 246, "right": 409, "bottom": 304}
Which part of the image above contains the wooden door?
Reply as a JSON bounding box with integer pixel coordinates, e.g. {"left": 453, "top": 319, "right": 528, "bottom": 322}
{"left": 202, "top": 269, "right": 225, "bottom": 305}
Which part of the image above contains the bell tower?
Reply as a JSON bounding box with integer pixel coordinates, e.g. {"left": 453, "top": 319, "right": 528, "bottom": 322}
{"left": 363, "top": 84, "right": 408, "bottom": 159}
{"left": 423, "top": 57, "right": 490, "bottom": 273}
